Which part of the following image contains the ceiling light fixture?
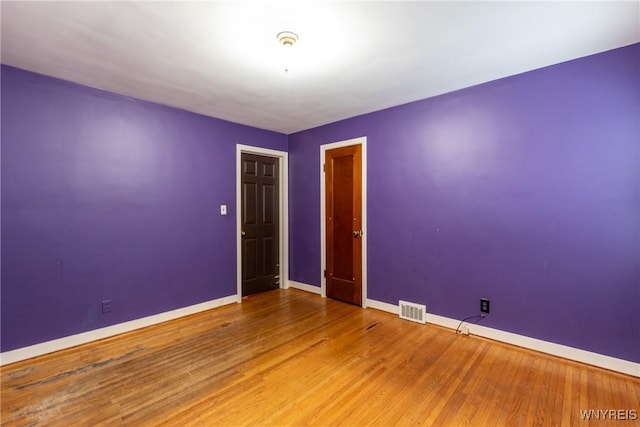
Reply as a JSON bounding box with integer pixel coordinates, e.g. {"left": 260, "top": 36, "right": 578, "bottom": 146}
{"left": 277, "top": 31, "right": 299, "bottom": 73}
{"left": 277, "top": 31, "right": 299, "bottom": 47}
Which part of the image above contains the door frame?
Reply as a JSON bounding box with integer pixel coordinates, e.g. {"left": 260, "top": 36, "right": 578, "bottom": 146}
{"left": 236, "top": 144, "right": 289, "bottom": 303}
{"left": 320, "top": 136, "right": 367, "bottom": 307}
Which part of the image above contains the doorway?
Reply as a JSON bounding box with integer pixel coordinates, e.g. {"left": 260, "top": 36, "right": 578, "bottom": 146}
{"left": 321, "top": 137, "right": 367, "bottom": 307}
{"left": 241, "top": 153, "right": 279, "bottom": 295}
{"left": 236, "top": 145, "right": 289, "bottom": 301}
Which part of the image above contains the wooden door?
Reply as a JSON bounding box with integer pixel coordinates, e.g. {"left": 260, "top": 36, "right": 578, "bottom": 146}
{"left": 241, "top": 153, "right": 280, "bottom": 296}
{"left": 325, "top": 145, "right": 362, "bottom": 306}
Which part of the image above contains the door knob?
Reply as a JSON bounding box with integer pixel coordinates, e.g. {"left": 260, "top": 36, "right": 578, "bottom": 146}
{"left": 241, "top": 231, "right": 246, "bottom": 236}
{"left": 353, "top": 230, "right": 363, "bottom": 238}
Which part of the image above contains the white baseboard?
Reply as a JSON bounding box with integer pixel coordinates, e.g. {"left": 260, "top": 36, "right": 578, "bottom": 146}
{"left": 366, "top": 298, "right": 399, "bottom": 315}
{"left": 6, "top": 291, "right": 636, "bottom": 377}
{"left": 366, "top": 298, "right": 640, "bottom": 378}
{"left": 0, "top": 294, "right": 238, "bottom": 366}
{"left": 288, "top": 280, "right": 322, "bottom": 295}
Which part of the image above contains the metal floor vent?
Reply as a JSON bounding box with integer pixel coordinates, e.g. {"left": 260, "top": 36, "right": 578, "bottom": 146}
{"left": 399, "top": 300, "right": 427, "bottom": 324}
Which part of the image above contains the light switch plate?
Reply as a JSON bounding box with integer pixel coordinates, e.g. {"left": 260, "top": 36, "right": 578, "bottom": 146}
{"left": 220, "top": 205, "right": 227, "bottom": 215}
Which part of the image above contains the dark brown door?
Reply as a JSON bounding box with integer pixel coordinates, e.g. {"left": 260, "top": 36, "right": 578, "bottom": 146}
{"left": 325, "top": 144, "right": 362, "bottom": 306}
{"left": 241, "top": 153, "right": 280, "bottom": 296}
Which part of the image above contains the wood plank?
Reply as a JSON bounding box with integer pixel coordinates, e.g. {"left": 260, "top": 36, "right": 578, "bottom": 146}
{"left": 2, "top": 289, "right": 639, "bottom": 426}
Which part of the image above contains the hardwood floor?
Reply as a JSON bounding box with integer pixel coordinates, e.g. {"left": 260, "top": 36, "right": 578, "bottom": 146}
{"left": 2, "top": 289, "right": 639, "bottom": 426}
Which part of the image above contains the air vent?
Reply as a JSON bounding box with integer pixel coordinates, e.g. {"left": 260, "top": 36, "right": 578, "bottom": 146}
{"left": 399, "top": 300, "right": 426, "bottom": 324}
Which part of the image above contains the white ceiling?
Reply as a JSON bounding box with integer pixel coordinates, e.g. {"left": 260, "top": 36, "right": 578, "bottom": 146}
{"left": 1, "top": 1, "right": 638, "bottom": 134}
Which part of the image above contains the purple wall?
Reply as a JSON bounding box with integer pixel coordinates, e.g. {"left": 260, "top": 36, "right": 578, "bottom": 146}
{"left": 1, "top": 65, "right": 287, "bottom": 352}
{"left": 289, "top": 44, "right": 640, "bottom": 363}
{"left": 2, "top": 44, "right": 638, "bottom": 364}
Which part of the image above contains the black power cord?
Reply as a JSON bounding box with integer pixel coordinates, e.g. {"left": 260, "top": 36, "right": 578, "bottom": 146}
{"left": 455, "top": 313, "right": 486, "bottom": 334}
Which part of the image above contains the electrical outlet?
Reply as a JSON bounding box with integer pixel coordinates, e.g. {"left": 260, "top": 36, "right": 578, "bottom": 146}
{"left": 480, "top": 298, "right": 490, "bottom": 314}
{"left": 102, "top": 299, "right": 112, "bottom": 314}
{"left": 461, "top": 325, "right": 470, "bottom": 336}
